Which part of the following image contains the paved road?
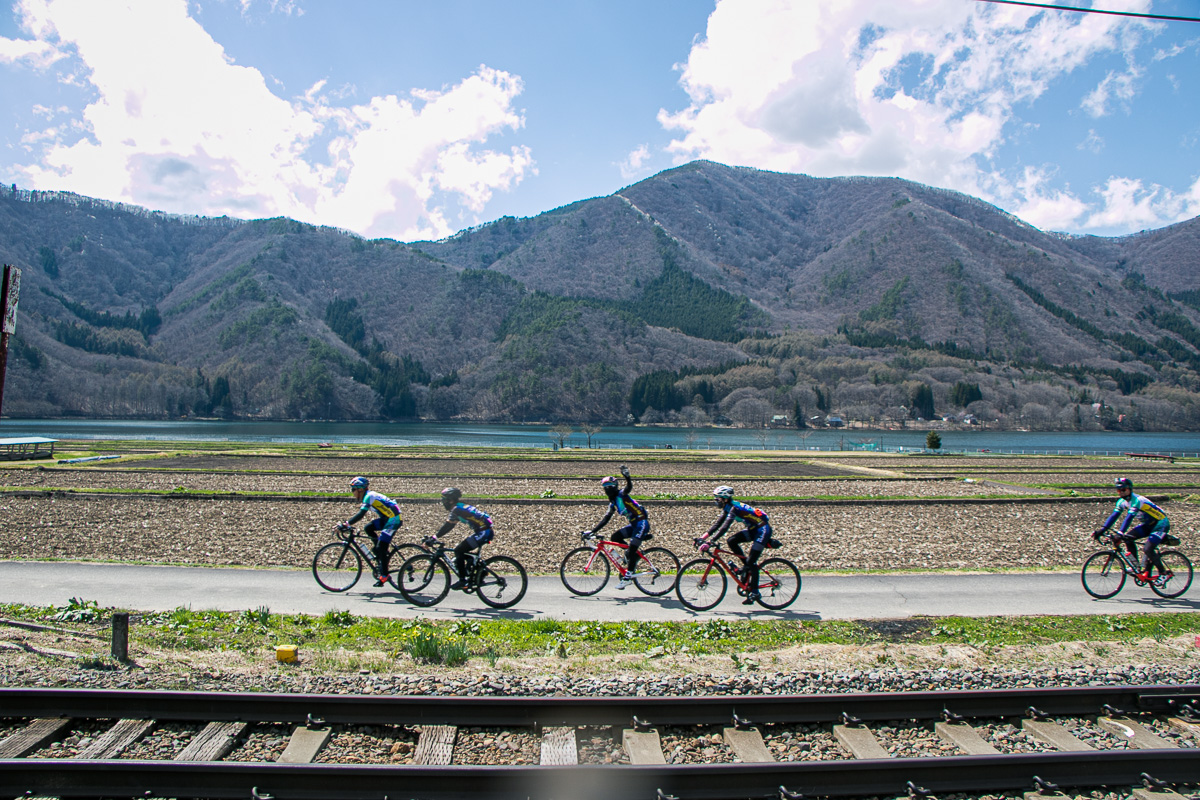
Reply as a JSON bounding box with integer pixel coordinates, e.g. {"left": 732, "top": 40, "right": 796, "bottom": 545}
{"left": 1, "top": 561, "right": 1196, "bottom": 620}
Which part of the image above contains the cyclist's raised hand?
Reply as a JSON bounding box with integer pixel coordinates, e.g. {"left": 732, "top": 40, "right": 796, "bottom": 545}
{"left": 620, "top": 465, "right": 630, "bottom": 477}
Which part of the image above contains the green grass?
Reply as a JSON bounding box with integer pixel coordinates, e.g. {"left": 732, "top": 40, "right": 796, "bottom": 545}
{"left": 3, "top": 601, "right": 1197, "bottom": 666}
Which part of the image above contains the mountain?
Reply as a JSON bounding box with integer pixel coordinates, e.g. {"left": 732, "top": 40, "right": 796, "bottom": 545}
{"left": 2, "top": 161, "right": 1199, "bottom": 430}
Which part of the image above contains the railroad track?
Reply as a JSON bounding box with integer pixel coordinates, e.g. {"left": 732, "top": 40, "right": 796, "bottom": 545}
{"left": 1, "top": 685, "right": 1198, "bottom": 799}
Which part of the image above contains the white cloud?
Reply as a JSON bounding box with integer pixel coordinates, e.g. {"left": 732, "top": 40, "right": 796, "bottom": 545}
{"left": 5, "top": 0, "right": 532, "bottom": 239}
{"left": 0, "top": 29, "right": 59, "bottom": 66}
{"left": 1009, "top": 167, "right": 1088, "bottom": 231}
{"left": 1080, "top": 67, "right": 1141, "bottom": 117}
{"left": 1077, "top": 129, "right": 1104, "bottom": 154}
{"left": 618, "top": 144, "right": 651, "bottom": 180}
{"left": 1085, "top": 176, "right": 1200, "bottom": 231}
{"left": 660, "top": 0, "right": 1163, "bottom": 229}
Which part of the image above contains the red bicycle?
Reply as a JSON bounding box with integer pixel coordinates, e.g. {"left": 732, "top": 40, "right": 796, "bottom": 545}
{"left": 675, "top": 538, "right": 800, "bottom": 610}
{"left": 559, "top": 531, "right": 679, "bottom": 596}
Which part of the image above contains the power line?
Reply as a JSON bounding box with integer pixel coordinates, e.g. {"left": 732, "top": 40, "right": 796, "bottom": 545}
{"left": 974, "top": 0, "right": 1200, "bottom": 23}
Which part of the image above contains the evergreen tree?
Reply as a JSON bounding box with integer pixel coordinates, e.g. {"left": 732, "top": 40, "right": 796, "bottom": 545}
{"left": 911, "top": 383, "right": 935, "bottom": 420}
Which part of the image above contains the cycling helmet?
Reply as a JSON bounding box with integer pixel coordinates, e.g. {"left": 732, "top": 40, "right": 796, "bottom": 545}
{"left": 600, "top": 476, "right": 619, "bottom": 489}
{"left": 350, "top": 476, "right": 369, "bottom": 490}
{"left": 441, "top": 487, "right": 462, "bottom": 509}
{"left": 713, "top": 485, "right": 735, "bottom": 502}
{"left": 1114, "top": 477, "right": 1133, "bottom": 491}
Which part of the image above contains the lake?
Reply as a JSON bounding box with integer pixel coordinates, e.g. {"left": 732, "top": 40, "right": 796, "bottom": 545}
{"left": 3, "top": 419, "right": 1200, "bottom": 456}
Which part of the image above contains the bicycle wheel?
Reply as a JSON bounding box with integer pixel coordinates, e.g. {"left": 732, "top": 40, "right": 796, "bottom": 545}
{"left": 1150, "top": 550, "right": 1194, "bottom": 598}
{"left": 312, "top": 542, "right": 363, "bottom": 592}
{"left": 477, "top": 555, "right": 528, "bottom": 609}
{"left": 634, "top": 547, "right": 680, "bottom": 596}
{"left": 675, "top": 558, "right": 727, "bottom": 611}
{"left": 1081, "top": 550, "right": 1125, "bottom": 599}
{"left": 387, "top": 542, "right": 428, "bottom": 587}
{"left": 560, "top": 547, "right": 610, "bottom": 596}
{"left": 754, "top": 558, "right": 801, "bottom": 610}
{"left": 398, "top": 554, "right": 450, "bottom": 607}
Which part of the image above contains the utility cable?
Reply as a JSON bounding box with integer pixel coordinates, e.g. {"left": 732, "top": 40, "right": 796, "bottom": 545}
{"left": 974, "top": 0, "right": 1200, "bottom": 23}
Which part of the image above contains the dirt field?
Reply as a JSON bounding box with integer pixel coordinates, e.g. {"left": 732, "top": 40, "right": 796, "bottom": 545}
{"left": 3, "top": 451, "right": 1197, "bottom": 574}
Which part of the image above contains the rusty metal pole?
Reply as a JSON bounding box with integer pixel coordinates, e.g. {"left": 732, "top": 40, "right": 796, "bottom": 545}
{"left": 0, "top": 329, "right": 7, "bottom": 421}
{"left": 0, "top": 265, "right": 21, "bottom": 422}
{"left": 0, "top": 265, "right": 18, "bottom": 421}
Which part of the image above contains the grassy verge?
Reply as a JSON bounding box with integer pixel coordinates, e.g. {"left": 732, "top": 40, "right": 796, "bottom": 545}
{"left": 3, "top": 601, "right": 1197, "bottom": 668}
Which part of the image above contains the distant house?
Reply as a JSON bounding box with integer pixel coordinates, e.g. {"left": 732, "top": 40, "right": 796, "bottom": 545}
{"left": 826, "top": 415, "right": 845, "bottom": 428}
{"left": 770, "top": 414, "right": 790, "bottom": 427}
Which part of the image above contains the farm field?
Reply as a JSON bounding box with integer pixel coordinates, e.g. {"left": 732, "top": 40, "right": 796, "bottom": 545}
{"left": 2, "top": 443, "right": 1198, "bottom": 575}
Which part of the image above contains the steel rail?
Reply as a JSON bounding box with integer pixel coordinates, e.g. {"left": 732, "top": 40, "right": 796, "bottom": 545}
{"left": 1, "top": 685, "right": 1197, "bottom": 727}
{"left": 1, "top": 750, "right": 1198, "bottom": 800}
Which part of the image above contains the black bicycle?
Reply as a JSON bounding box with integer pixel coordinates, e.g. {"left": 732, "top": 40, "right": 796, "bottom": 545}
{"left": 398, "top": 536, "right": 528, "bottom": 609}
{"left": 1081, "top": 531, "right": 1193, "bottom": 599}
{"left": 311, "top": 526, "right": 426, "bottom": 592}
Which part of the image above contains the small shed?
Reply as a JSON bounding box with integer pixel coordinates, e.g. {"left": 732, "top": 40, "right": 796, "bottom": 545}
{"left": 0, "top": 437, "right": 57, "bottom": 461}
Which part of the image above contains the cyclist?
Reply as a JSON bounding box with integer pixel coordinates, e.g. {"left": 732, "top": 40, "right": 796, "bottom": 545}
{"left": 433, "top": 487, "right": 495, "bottom": 590}
{"left": 586, "top": 465, "right": 649, "bottom": 589}
{"left": 339, "top": 476, "right": 403, "bottom": 587}
{"left": 698, "top": 485, "right": 774, "bottom": 604}
{"left": 1094, "top": 477, "right": 1171, "bottom": 585}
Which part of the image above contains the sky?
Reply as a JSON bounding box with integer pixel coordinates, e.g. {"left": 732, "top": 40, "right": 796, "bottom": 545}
{"left": 1, "top": 0, "right": 1198, "bottom": 242}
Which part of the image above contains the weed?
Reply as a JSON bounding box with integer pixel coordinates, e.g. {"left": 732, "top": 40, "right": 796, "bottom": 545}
{"left": 52, "top": 597, "right": 103, "bottom": 623}
{"left": 731, "top": 653, "right": 759, "bottom": 672}
{"left": 452, "top": 620, "right": 482, "bottom": 637}
{"left": 322, "top": 610, "right": 355, "bottom": 627}
{"left": 406, "top": 632, "right": 470, "bottom": 666}
{"left": 700, "top": 619, "right": 734, "bottom": 641}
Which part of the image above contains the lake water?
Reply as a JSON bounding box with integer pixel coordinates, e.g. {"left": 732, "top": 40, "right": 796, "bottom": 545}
{"left": 3, "top": 419, "right": 1200, "bottom": 456}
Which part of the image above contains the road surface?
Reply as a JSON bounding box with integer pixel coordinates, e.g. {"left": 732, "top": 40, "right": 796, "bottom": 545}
{"left": 1, "top": 561, "right": 1194, "bottom": 620}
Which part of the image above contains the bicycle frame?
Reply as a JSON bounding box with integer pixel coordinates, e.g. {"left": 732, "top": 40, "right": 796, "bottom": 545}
{"left": 691, "top": 544, "right": 748, "bottom": 589}
{"left": 581, "top": 537, "right": 634, "bottom": 577}
{"left": 422, "top": 540, "right": 478, "bottom": 583}
{"left": 1097, "top": 534, "right": 1150, "bottom": 580}
{"left": 339, "top": 530, "right": 383, "bottom": 572}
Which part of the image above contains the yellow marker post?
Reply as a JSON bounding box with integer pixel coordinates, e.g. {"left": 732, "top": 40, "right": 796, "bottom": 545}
{"left": 275, "top": 645, "right": 299, "bottom": 663}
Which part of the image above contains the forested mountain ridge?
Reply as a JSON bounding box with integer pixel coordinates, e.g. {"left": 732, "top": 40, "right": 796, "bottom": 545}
{"left": 2, "top": 160, "right": 1199, "bottom": 430}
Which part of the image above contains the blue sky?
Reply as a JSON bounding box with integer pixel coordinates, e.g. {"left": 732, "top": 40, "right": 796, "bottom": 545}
{"left": 1, "top": 0, "right": 1198, "bottom": 241}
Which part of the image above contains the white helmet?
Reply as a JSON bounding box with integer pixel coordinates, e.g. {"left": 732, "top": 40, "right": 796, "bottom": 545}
{"left": 713, "top": 485, "right": 734, "bottom": 501}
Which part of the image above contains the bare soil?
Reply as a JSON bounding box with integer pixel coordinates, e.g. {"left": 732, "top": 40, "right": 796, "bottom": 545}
{"left": 2, "top": 453, "right": 1197, "bottom": 574}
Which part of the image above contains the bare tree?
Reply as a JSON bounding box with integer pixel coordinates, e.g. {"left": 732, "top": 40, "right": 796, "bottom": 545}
{"left": 730, "top": 397, "right": 773, "bottom": 429}
{"left": 581, "top": 423, "right": 601, "bottom": 448}
{"left": 549, "top": 424, "right": 572, "bottom": 449}
{"left": 752, "top": 426, "right": 771, "bottom": 449}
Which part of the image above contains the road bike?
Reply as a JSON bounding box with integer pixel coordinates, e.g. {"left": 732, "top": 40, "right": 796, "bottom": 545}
{"left": 1081, "top": 531, "right": 1193, "bottom": 599}
{"left": 398, "top": 536, "right": 528, "bottom": 609}
{"left": 559, "top": 531, "right": 679, "bottom": 596}
{"left": 675, "top": 538, "right": 801, "bottom": 611}
{"left": 311, "top": 526, "right": 426, "bottom": 592}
